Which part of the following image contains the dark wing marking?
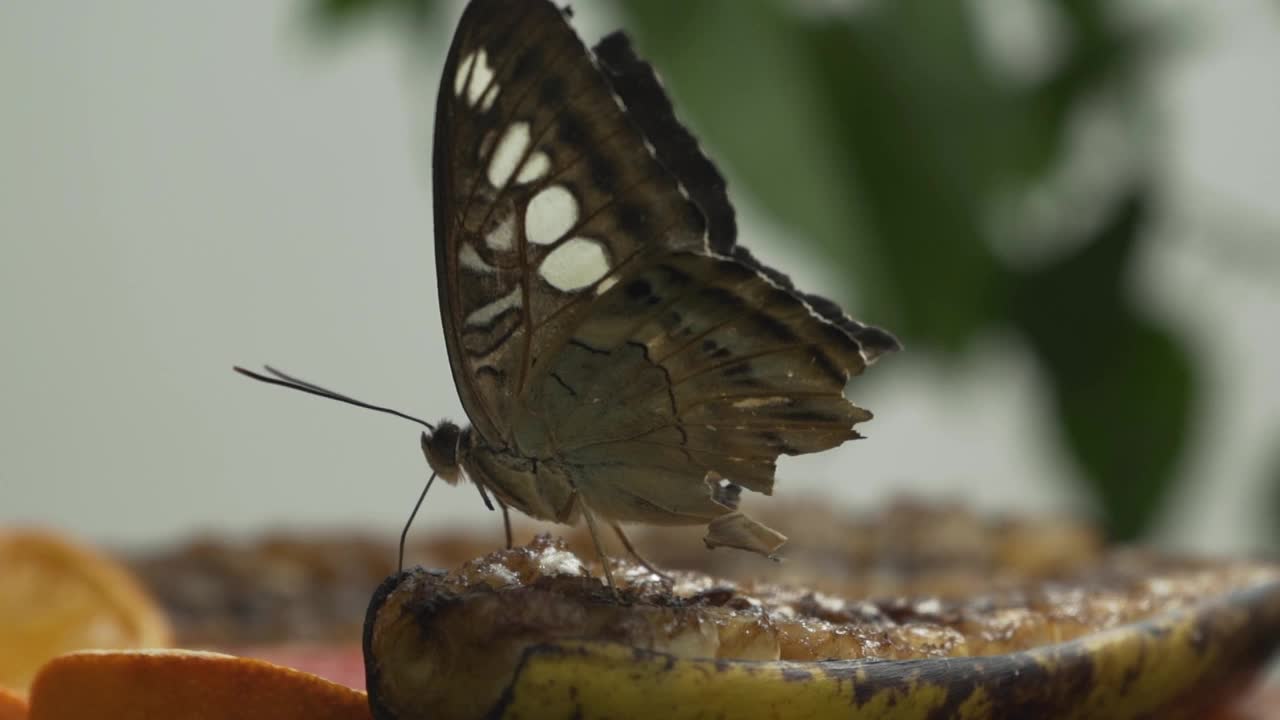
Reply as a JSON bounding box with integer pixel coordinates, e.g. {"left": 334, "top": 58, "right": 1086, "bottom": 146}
{"left": 593, "top": 32, "right": 899, "bottom": 361}
{"left": 433, "top": 0, "right": 714, "bottom": 447}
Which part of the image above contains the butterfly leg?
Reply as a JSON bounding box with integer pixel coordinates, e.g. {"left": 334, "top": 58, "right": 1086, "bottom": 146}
{"left": 498, "top": 499, "right": 513, "bottom": 549}
{"left": 575, "top": 497, "right": 619, "bottom": 597}
{"left": 610, "top": 522, "right": 672, "bottom": 584}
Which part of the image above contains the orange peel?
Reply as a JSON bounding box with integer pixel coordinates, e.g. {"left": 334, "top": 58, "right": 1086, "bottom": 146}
{"left": 27, "top": 650, "right": 370, "bottom": 720}
{"left": 0, "top": 687, "right": 28, "bottom": 720}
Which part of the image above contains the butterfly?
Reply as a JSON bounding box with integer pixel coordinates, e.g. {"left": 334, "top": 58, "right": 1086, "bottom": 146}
{"left": 238, "top": 0, "right": 898, "bottom": 592}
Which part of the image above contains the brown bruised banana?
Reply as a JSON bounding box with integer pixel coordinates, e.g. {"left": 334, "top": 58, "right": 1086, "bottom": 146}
{"left": 363, "top": 536, "right": 1280, "bottom": 720}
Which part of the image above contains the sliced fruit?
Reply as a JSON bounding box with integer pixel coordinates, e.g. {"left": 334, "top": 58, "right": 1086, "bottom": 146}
{"left": 0, "top": 687, "right": 28, "bottom": 720}
{"left": 365, "top": 536, "right": 1280, "bottom": 719}
{"left": 235, "top": 644, "right": 366, "bottom": 690}
{"left": 0, "top": 529, "right": 171, "bottom": 690}
{"left": 27, "top": 650, "right": 370, "bottom": 720}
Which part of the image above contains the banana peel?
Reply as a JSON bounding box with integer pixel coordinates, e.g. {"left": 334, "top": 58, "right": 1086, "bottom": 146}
{"left": 483, "top": 597, "right": 1278, "bottom": 720}
{"left": 362, "top": 537, "right": 1280, "bottom": 719}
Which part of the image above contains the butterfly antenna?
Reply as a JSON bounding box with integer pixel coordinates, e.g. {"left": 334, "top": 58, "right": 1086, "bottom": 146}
{"left": 233, "top": 365, "right": 435, "bottom": 431}
{"left": 399, "top": 471, "right": 437, "bottom": 572}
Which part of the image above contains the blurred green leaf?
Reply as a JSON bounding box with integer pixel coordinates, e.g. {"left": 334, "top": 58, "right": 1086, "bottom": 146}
{"left": 805, "top": 3, "right": 1010, "bottom": 351}
{"left": 619, "top": 0, "right": 1155, "bottom": 355}
{"left": 1006, "top": 1, "right": 1150, "bottom": 182}
{"left": 310, "top": 0, "right": 384, "bottom": 22}
{"left": 617, "top": 0, "right": 875, "bottom": 303}
{"left": 1012, "top": 194, "right": 1197, "bottom": 540}
{"left": 305, "top": 0, "right": 443, "bottom": 39}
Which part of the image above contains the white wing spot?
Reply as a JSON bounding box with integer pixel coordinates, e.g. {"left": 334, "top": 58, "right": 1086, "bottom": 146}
{"left": 539, "top": 237, "right": 610, "bottom": 292}
{"left": 515, "top": 151, "right": 551, "bottom": 185}
{"left": 479, "top": 83, "right": 500, "bottom": 112}
{"left": 732, "top": 397, "right": 790, "bottom": 410}
{"left": 466, "top": 286, "right": 522, "bottom": 327}
{"left": 487, "top": 122, "right": 531, "bottom": 189}
{"left": 486, "top": 214, "right": 515, "bottom": 252}
{"left": 459, "top": 242, "right": 494, "bottom": 274}
{"left": 454, "top": 52, "right": 476, "bottom": 97}
{"left": 525, "top": 185, "right": 578, "bottom": 245}
{"left": 466, "top": 49, "right": 495, "bottom": 106}
{"left": 595, "top": 276, "right": 619, "bottom": 296}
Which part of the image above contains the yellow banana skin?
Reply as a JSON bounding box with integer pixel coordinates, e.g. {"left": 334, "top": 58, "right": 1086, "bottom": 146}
{"left": 496, "top": 581, "right": 1279, "bottom": 720}
{"left": 365, "top": 568, "right": 1280, "bottom": 720}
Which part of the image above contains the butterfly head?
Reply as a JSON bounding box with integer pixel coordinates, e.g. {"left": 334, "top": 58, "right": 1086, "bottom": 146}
{"left": 420, "top": 420, "right": 466, "bottom": 485}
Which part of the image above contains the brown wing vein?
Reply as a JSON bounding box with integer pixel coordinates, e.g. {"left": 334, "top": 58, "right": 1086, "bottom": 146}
{"left": 562, "top": 251, "right": 707, "bottom": 406}
{"left": 599, "top": 341, "right": 839, "bottom": 426}
{"left": 670, "top": 343, "right": 830, "bottom": 389}
{"left": 604, "top": 301, "right": 778, "bottom": 412}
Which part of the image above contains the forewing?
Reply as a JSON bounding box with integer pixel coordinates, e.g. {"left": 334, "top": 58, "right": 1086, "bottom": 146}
{"left": 433, "top": 0, "right": 707, "bottom": 445}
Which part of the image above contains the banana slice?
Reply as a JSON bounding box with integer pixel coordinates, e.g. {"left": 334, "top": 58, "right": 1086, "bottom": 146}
{"left": 363, "top": 535, "right": 1280, "bottom": 719}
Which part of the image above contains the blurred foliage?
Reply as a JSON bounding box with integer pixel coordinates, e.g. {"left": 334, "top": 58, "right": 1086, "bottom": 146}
{"left": 1012, "top": 195, "right": 1195, "bottom": 540}
{"left": 307, "top": 0, "right": 1202, "bottom": 541}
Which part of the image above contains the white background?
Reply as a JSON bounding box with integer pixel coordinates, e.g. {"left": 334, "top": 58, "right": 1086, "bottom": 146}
{"left": 2, "top": 1, "right": 1277, "bottom": 555}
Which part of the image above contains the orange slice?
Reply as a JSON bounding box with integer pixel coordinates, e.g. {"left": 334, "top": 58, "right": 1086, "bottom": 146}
{"left": 0, "top": 528, "right": 171, "bottom": 690}
{"left": 27, "top": 650, "right": 370, "bottom": 720}
{"left": 0, "top": 687, "right": 28, "bottom": 720}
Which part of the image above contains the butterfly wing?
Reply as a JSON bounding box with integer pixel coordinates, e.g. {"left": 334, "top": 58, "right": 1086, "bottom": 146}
{"left": 530, "top": 251, "right": 892, "bottom": 554}
{"left": 516, "top": 33, "right": 899, "bottom": 554}
{"left": 434, "top": 0, "right": 707, "bottom": 446}
{"left": 436, "top": 0, "right": 898, "bottom": 555}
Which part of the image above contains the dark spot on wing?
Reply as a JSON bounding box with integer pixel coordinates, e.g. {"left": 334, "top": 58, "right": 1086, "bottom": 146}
{"left": 558, "top": 112, "right": 586, "bottom": 146}
{"left": 757, "top": 312, "right": 799, "bottom": 343}
{"left": 618, "top": 203, "right": 649, "bottom": 235}
{"left": 540, "top": 75, "right": 565, "bottom": 104}
{"left": 625, "top": 278, "right": 651, "bottom": 300}
{"left": 590, "top": 155, "right": 616, "bottom": 192}
{"left": 512, "top": 47, "right": 540, "bottom": 80}
{"left": 683, "top": 203, "right": 706, "bottom": 238}
{"left": 490, "top": 28, "right": 514, "bottom": 55}
{"left": 699, "top": 286, "right": 744, "bottom": 310}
